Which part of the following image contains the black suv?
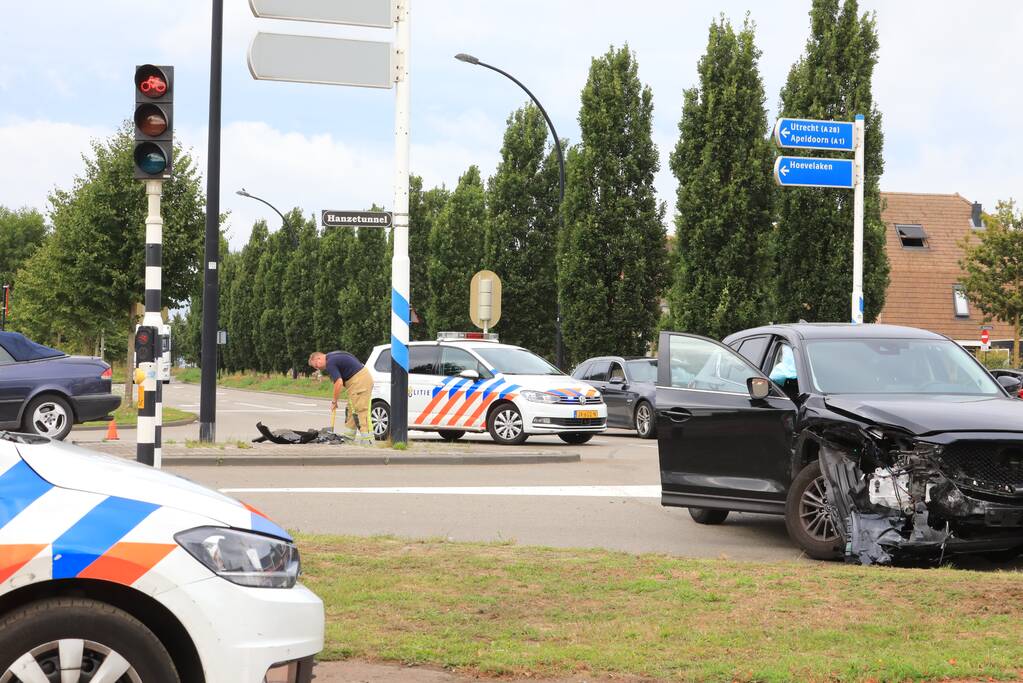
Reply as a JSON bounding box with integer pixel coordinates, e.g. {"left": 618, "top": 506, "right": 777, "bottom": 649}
{"left": 655, "top": 324, "right": 1023, "bottom": 565}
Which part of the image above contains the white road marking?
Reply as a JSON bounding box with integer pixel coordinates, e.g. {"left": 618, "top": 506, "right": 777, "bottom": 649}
{"left": 289, "top": 402, "right": 319, "bottom": 407}
{"left": 219, "top": 485, "right": 661, "bottom": 498}
{"left": 237, "top": 402, "right": 279, "bottom": 410}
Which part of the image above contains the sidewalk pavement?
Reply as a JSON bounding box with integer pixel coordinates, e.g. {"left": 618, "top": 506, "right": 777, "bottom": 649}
{"left": 70, "top": 439, "right": 581, "bottom": 466}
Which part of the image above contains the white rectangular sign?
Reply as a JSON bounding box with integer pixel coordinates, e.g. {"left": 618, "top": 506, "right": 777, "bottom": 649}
{"left": 248, "top": 33, "right": 394, "bottom": 89}
{"left": 249, "top": 0, "right": 394, "bottom": 28}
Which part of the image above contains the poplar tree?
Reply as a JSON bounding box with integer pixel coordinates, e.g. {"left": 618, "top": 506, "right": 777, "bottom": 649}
{"left": 339, "top": 220, "right": 391, "bottom": 362}
{"left": 314, "top": 225, "right": 354, "bottom": 351}
{"left": 282, "top": 213, "right": 319, "bottom": 374}
{"left": 484, "top": 104, "right": 561, "bottom": 358}
{"left": 408, "top": 175, "right": 449, "bottom": 339}
{"left": 426, "top": 166, "right": 485, "bottom": 336}
{"left": 227, "top": 221, "right": 269, "bottom": 370}
{"left": 560, "top": 46, "right": 668, "bottom": 364}
{"left": 773, "top": 0, "right": 889, "bottom": 322}
{"left": 669, "top": 17, "right": 775, "bottom": 338}
{"left": 254, "top": 215, "right": 299, "bottom": 373}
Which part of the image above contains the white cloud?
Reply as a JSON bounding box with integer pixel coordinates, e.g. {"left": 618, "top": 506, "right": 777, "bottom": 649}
{"left": 0, "top": 120, "right": 106, "bottom": 214}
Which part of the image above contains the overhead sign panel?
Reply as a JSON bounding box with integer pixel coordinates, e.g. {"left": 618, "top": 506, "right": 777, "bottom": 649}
{"left": 249, "top": 0, "right": 394, "bottom": 28}
{"left": 248, "top": 33, "right": 393, "bottom": 89}
{"left": 322, "top": 210, "right": 393, "bottom": 228}
{"left": 774, "top": 156, "right": 854, "bottom": 189}
{"left": 775, "top": 117, "right": 854, "bottom": 152}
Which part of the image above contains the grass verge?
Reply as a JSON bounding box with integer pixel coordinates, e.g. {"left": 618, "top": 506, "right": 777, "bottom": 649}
{"left": 300, "top": 535, "right": 1023, "bottom": 682}
{"left": 81, "top": 400, "right": 194, "bottom": 428}
{"left": 173, "top": 367, "right": 346, "bottom": 400}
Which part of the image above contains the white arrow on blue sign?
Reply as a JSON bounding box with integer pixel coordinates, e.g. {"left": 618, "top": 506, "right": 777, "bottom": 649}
{"left": 775, "top": 117, "right": 854, "bottom": 152}
{"left": 774, "top": 156, "right": 854, "bottom": 189}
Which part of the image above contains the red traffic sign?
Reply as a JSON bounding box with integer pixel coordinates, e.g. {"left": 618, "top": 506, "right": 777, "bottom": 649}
{"left": 981, "top": 329, "right": 990, "bottom": 345}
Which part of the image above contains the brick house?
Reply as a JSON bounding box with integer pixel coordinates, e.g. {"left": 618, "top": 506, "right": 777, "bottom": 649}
{"left": 875, "top": 191, "right": 1016, "bottom": 349}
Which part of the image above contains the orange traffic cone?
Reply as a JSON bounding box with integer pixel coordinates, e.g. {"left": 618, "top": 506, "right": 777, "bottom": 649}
{"left": 105, "top": 419, "right": 119, "bottom": 441}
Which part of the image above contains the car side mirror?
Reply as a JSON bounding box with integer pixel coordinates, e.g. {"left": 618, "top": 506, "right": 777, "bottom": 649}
{"left": 997, "top": 375, "right": 1022, "bottom": 394}
{"left": 609, "top": 376, "right": 625, "bottom": 385}
{"left": 459, "top": 369, "right": 480, "bottom": 380}
{"left": 747, "top": 377, "right": 771, "bottom": 401}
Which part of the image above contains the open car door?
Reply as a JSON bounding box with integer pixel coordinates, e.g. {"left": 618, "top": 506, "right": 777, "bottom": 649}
{"left": 656, "top": 331, "right": 797, "bottom": 514}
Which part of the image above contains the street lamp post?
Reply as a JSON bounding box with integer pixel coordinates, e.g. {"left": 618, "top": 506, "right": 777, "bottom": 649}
{"left": 236, "top": 188, "right": 291, "bottom": 233}
{"left": 454, "top": 53, "right": 566, "bottom": 370}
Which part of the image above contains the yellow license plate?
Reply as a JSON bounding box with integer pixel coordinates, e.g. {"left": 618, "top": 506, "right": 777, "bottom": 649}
{"left": 575, "top": 410, "right": 598, "bottom": 419}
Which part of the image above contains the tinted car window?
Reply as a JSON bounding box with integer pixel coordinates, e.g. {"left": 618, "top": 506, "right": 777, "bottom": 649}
{"left": 625, "top": 359, "right": 657, "bottom": 383}
{"left": 374, "top": 349, "right": 392, "bottom": 372}
{"left": 584, "top": 360, "right": 611, "bottom": 382}
{"left": 409, "top": 346, "right": 439, "bottom": 375}
{"left": 438, "top": 347, "right": 490, "bottom": 378}
{"left": 608, "top": 362, "right": 626, "bottom": 382}
{"left": 0, "top": 345, "right": 13, "bottom": 365}
{"left": 736, "top": 336, "right": 769, "bottom": 367}
{"left": 668, "top": 335, "right": 759, "bottom": 393}
{"left": 571, "top": 362, "right": 591, "bottom": 380}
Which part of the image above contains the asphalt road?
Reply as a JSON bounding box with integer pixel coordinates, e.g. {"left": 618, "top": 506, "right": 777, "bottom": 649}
{"left": 75, "top": 381, "right": 800, "bottom": 560}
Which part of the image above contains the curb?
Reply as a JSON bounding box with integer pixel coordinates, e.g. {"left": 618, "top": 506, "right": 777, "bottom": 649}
{"left": 163, "top": 452, "right": 581, "bottom": 467}
{"left": 77, "top": 415, "right": 198, "bottom": 431}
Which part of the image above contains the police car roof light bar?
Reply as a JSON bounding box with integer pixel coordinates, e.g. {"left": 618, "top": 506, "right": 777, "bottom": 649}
{"left": 437, "top": 331, "right": 499, "bottom": 342}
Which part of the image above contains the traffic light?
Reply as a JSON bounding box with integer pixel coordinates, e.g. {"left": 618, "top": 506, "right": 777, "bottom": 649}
{"left": 135, "top": 326, "right": 158, "bottom": 364}
{"left": 133, "top": 64, "right": 173, "bottom": 180}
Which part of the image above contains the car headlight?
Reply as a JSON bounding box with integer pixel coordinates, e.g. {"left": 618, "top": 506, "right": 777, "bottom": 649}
{"left": 175, "top": 527, "right": 300, "bottom": 589}
{"left": 521, "top": 390, "right": 560, "bottom": 404}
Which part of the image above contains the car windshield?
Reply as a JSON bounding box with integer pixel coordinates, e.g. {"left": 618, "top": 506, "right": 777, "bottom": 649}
{"left": 805, "top": 339, "right": 1002, "bottom": 395}
{"left": 625, "top": 359, "right": 657, "bottom": 383}
{"left": 472, "top": 347, "right": 563, "bottom": 375}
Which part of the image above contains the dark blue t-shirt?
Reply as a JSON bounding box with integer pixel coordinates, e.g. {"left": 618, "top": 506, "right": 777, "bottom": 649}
{"left": 325, "top": 351, "right": 364, "bottom": 382}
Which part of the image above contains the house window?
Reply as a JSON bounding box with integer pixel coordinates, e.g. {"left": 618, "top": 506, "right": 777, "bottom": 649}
{"left": 953, "top": 287, "right": 970, "bottom": 318}
{"left": 896, "top": 224, "right": 927, "bottom": 249}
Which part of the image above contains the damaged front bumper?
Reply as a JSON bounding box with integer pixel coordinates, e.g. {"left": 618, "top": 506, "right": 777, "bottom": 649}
{"left": 814, "top": 427, "right": 1023, "bottom": 565}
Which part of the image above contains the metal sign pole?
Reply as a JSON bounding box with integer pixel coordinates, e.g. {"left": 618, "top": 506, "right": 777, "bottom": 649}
{"left": 138, "top": 179, "right": 164, "bottom": 467}
{"left": 851, "top": 113, "right": 865, "bottom": 324}
{"left": 389, "top": 0, "right": 411, "bottom": 446}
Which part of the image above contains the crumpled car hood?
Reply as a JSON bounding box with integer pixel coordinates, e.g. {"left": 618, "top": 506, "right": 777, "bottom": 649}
{"left": 824, "top": 394, "right": 1023, "bottom": 436}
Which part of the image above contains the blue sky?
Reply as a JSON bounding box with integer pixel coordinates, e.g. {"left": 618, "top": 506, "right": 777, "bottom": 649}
{"left": 2, "top": 1, "right": 1021, "bottom": 249}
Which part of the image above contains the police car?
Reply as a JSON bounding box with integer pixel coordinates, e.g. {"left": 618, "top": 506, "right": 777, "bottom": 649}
{"left": 0, "top": 431, "right": 322, "bottom": 682}
{"left": 366, "top": 333, "right": 607, "bottom": 445}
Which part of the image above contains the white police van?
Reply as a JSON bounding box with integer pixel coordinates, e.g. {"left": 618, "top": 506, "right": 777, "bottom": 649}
{"left": 0, "top": 431, "right": 323, "bottom": 681}
{"left": 366, "top": 333, "right": 606, "bottom": 445}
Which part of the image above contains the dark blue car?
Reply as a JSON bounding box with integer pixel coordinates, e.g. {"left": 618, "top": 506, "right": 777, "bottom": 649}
{"left": 0, "top": 332, "right": 120, "bottom": 440}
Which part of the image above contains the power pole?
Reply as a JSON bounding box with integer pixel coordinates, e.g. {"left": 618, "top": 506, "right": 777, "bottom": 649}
{"left": 199, "top": 0, "right": 224, "bottom": 442}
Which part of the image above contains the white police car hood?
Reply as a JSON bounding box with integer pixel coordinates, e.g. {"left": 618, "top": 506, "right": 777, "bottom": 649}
{"left": 12, "top": 437, "right": 291, "bottom": 540}
{"left": 499, "top": 375, "right": 601, "bottom": 400}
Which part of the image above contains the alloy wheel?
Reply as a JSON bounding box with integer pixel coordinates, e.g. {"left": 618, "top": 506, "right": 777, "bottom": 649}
{"left": 371, "top": 405, "right": 389, "bottom": 438}
{"left": 799, "top": 476, "right": 839, "bottom": 542}
{"left": 493, "top": 408, "right": 523, "bottom": 441}
{"left": 31, "top": 402, "right": 68, "bottom": 437}
{"left": 635, "top": 403, "right": 652, "bottom": 436}
{"left": 1, "top": 639, "right": 142, "bottom": 683}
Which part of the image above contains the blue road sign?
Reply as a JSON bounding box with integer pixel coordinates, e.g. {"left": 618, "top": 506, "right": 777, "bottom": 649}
{"left": 775, "top": 117, "right": 854, "bottom": 151}
{"left": 774, "top": 156, "right": 854, "bottom": 189}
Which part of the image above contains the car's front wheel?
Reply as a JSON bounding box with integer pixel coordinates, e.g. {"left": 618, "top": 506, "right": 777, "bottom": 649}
{"left": 487, "top": 403, "right": 528, "bottom": 445}
{"left": 785, "top": 460, "right": 844, "bottom": 560}
{"left": 22, "top": 394, "right": 73, "bottom": 441}
{"left": 0, "top": 598, "right": 180, "bottom": 683}
{"left": 370, "top": 401, "right": 391, "bottom": 441}
{"left": 634, "top": 401, "right": 656, "bottom": 439}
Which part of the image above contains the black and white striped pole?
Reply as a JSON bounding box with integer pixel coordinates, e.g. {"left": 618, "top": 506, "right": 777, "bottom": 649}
{"left": 133, "top": 64, "right": 173, "bottom": 466}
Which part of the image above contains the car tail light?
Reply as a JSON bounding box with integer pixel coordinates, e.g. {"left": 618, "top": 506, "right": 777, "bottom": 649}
{"left": 101, "top": 368, "right": 113, "bottom": 380}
